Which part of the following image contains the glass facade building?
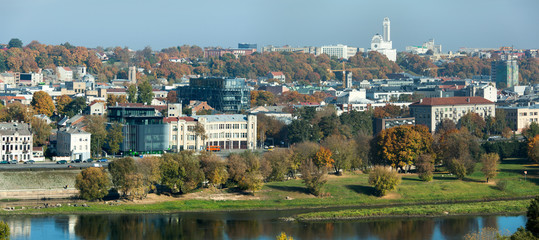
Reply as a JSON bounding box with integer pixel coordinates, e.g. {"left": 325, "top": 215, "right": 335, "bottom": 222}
{"left": 177, "top": 77, "right": 251, "bottom": 112}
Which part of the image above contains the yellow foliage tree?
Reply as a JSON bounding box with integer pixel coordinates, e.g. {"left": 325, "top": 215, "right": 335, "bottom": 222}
{"left": 313, "top": 146, "right": 334, "bottom": 168}
{"left": 31, "top": 91, "right": 55, "bottom": 117}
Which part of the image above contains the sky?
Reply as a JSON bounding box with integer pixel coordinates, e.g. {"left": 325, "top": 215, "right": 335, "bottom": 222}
{"left": 2, "top": 0, "right": 538, "bottom": 52}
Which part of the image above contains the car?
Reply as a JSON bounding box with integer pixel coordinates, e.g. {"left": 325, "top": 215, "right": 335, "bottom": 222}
{"left": 97, "top": 158, "right": 108, "bottom": 163}
{"left": 57, "top": 160, "right": 68, "bottom": 164}
{"left": 0, "top": 161, "right": 9, "bottom": 164}
{"left": 9, "top": 160, "right": 17, "bottom": 164}
{"left": 83, "top": 159, "right": 93, "bottom": 163}
{"left": 71, "top": 159, "right": 82, "bottom": 163}
{"left": 24, "top": 160, "right": 35, "bottom": 164}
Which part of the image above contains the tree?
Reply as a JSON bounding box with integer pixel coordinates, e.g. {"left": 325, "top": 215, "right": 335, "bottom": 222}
{"left": 300, "top": 158, "right": 328, "bottom": 196}
{"left": 527, "top": 196, "right": 539, "bottom": 237}
{"left": 0, "top": 102, "right": 33, "bottom": 123}
{"left": 227, "top": 151, "right": 263, "bottom": 193}
{"left": 458, "top": 112, "right": 486, "bottom": 138}
{"left": 416, "top": 154, "right": 435, "bottom": 182}
{"left": 368, "top": 166, "right": 401, "bottom": 197}
{"left": 106, "top": 123, "right": 123, "bottom": 155}
{"left": 261, "top": 148, "right": 292, "bottom": 181}
{"left": 108, "top": 157, "right": 136, "bottom": 197}
{"left": 84, "top": 115, "right": 107, "bottom": 157}
{"left": 529, "top": 135, "right": 539, "bottom": 163}
{"left": 446, "top": 158, "right": 468, "bottom": 180}
{"left": 199, "top": 152, "right": 228, "bottom": 187}
{"left": 287, "top": 119, "right": 321, "bottom": 144}
{"left": 75, "top": 167, "right": 110, "bottom": 201}
{"left": 64, "top": 97, "right": 87, "bottom": 117}
{"left": 31, "top": 91, "right": 55, "bottom": 117}
{"left": 370, "top": 125, "right": 433, "bottom": 172}
{"left": 8, "top": 38, "right": 23, "bottom": 48}
{"left": 480, "top": 153, "right": 499, "bottom": 183}
{"left": 524, "top": 122, "right": 539, "bottom": 140}
{"left": 276, "top": 232, "right": 294, "bottom": 240}
{"left": 136, "top": 156, "right": 161, "bottom": 193}
{"left": 137, "top": 80, "right": 154, "bottom": 105}
{"left": 160, "top": 152, "right": 204, "bottom": 194}
{"left": 322, "top": 134, "right": 356, "bottom": 174}
{"left": 290, "top": 141, "right": 319, "bottom": 176}
{"left": 127, "top": 84, "right": 137, "bottom": 103}
{"left": 312, "top": 146, "right": 334, "bottom": 169}
{"left": 194, "top": 122, "right": 207, "bottom": 151}
{"left": 30, "top": 117, "right": 52, "bottom": 147}
{"left": 0, "top": 221, "right": 9, "bottom": 240}
{"left": 56, "top": 95, "right": 72, "bottom": 116}
{"left": 166, "top": 90, "right": 177, "bottom": 103}
{"left": 437, "top": 129, "right": 481, "bottom": 178}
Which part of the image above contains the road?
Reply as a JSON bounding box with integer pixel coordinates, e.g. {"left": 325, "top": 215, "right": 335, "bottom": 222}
{"left": 0, "top": 162, "right": 109, "bottom": 171}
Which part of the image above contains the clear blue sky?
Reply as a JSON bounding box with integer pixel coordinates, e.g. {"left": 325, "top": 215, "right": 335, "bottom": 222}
{"left": 2, "top": 0, "right": 538, "bottom": 52}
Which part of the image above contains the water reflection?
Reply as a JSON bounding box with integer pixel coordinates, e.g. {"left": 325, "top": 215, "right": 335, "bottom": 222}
{"left": 0, "top": 213, "right": 526, "bottom": 240}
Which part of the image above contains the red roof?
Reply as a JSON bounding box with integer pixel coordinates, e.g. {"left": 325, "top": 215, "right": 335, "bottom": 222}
{"left": 438, "top": 85, "right": 465, "bottom": 90}
{"left": 163, "top": 116, "right": 196, "bottom": 123}
{"left": 269, "top": 71, "right": 284, "bottom": 76}
{"left": 410, "top": 97, "right": 494, "bottom": 106}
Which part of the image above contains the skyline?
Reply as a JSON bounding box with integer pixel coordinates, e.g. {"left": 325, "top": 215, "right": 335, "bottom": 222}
{"left": 2, "top": 0, "right": 539, "bottom": 52}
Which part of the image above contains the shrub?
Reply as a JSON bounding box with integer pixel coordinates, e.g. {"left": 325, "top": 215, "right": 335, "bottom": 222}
{"left": 480, "top": 153, "right": 499, "bottom": 183}
{"left": 527, "top": 196, "right": 539, "bottom": 237}
{"left": 368, "top": 166, "right": 401, "bottom": 196}
{"left": 446, "top": 158, "right": 474, "bottom": 180}
{"left": 495, "top": 180, "right": 508, "bottom": 191}
{"left": 300, "top": 159, "right": 328, "bottom": 196}
{"left": 416, "top": 154, "right": 434, "bottom": 181}
{"left": 0, "top": 221, "right": 9, "bottom": 240}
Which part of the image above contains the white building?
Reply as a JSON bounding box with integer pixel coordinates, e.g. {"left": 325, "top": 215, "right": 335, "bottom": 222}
{"left": 57, "top": 127, "right": 91, "bottom": 161}
{"left": 320, "top": 44, "right": 362, "bottom": 59}
{"left": 56, "top": 67, "right": 73, "bottom": 82}
{"left": 406, "top": 39, "right": 443, "bottom": 55}
{"left": 336, "top": 88, "right": 367, "bottom": 104}
{"left": 165, "top": 114, "right": 257, "bottom": 152}
{"left": 370, "top": 17, "right": 397, "bottom": 61}
{"left": 465, "top": 83, "right": 497, "bottom": 102}
{"left": 499, "top": 105, "right": 539, "bottom": 134}
{"left": 167, "top": 103, "right": 182, "bottom": 118}
{"left": 410, "top": 97, "right": 495, "bottom": 132}
{"left": 88, "top": 101, "right": 106, "bottom": 115}
{"left": 0, "top": 123, "right": 33, "bottom": 162}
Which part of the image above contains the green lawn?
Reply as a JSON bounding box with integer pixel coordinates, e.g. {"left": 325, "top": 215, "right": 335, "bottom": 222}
{"left": 3, "top": 158, "right": 538, "bottom": 215}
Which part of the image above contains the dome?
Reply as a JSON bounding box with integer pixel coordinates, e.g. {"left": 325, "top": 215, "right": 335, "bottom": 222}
{"left": 371, "top": 34, "right": 382, "bottom": 43}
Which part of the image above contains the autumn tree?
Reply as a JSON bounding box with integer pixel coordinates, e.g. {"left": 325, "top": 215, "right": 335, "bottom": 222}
{"left": 368, "top": 166, "right": 401, "bottom": 197}
{"left": 528, "top": 135, "right": 539, "bottom": 163}
{"left": 75, "top": 167, "right": 111, "bottom": 201}
{"left": 480, "top": 153, "right": 499, "bottom": 183}
{"left": 199, "top": 152, "right": 228, "bottom": 187}
{"left": 166, "top": 90, "right": 177, "bottom": 103}
{"left": 251, "top": 90, "right": 276, "bottom": 107}
{"left": 227, "top": 151, "right": 263, "bottom": 194}
{"left": 322, "top": 134, "right": 356, "bottom": 175}
{"left": 300, "top": 158, "right": 328, "bottom": 196}
{"left": 56, "top": 95, "right": 72, "bottom": 116}
{"left": 137, "top": 80, "right": 154, "bottom": 105}
{"left": 135, "top": 156, "right": 161, "bottom": 193}
{"left": 438, "top": 129, "right": 482, "bottom": 179}
{"left": 0, "top": 220, "right": 9, "bottom": 240}
{"left": 261, "top": 148, "right": 292, "bottom": 181}
{"left": 290, "top": 141, "right": 319, "bottom": 176}
{"left": 458, "top": 112, "right": 486, "bottom": 138}
{"left": 416, "top": 154, "right": 435, "bottom": 182}
{"left": 193, "top": 122, "right": 207, "bottom": 151}
{"left": 30, "top": 117, "right": 52, "bottom": 147}
{"left": 108, "top": 157, "right": 136, "bottom": 197}
{"left": 0, "top": 102, "right": 34, "bottom": 123}
{"left": 370, "top": 125, "right": 433, "bottom": 172}
{"left": 276, "top": 232, "right": 294, "bottom": 240}
{"left": 31, "top": 91, "right": 55, "bottom": 117}
{"left": 106, "top": 123, "right": 123, "bottom": 155}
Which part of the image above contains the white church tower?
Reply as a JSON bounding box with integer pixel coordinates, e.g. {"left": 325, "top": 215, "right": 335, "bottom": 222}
{"left": 370, "top": 17, "right": 397, "bottom": 62}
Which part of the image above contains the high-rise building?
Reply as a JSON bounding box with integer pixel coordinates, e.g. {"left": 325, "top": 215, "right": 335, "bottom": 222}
{"left": 320, "top": 44, "right": 361, "bottom": 59}
{"left": 176, "top": 77, "right": 251, "bottom": 112}
{"left": 238, "top": 43, "right": 257, "bottom": 49}
{"left": 370, "top": 17, "right": 397, "bottom": 61}
{"left": 491, "top": 58, "right": 519, "bottom": 88}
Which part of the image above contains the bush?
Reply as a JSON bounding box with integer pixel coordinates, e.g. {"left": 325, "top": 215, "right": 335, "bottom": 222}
{"left": 446, "top": 158, "right": 474, "bottom": 180}
{"left": 416, "top": 154, "right": 434, "bottom": 182}
{"left": 75, "top": 167, "right": 111, "bottom": 201}
{"left": 480, "top": 153, "right": 499, "bottom": 183}
{"left": 527, "top": 196, "right": 539, "bottom": 237}
{"left": 495, "top": 180, "right": 508, "bottom": 191}
{"left": 368, "top": 166, "right": 401, "bottom": 196}
{"left": 0, "top": 221, "right": 9, "bottom": 240}
{"left": 300, "top": 159, "right": 328, "bottom": 196}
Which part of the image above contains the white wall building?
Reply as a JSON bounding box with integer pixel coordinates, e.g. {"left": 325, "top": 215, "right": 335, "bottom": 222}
{"left": 499, "top": 105, "right": 539, "bottom": 134}
{"left": 370, "top": 17, "right": 397, "bottom": 61}
{"left": 320, "top": 44, "right": 361, "bottom": 59}
{"left": 336, "top": 88, "right": 367, "bottom": 104}
{"left": 56, "top": 67, "right": 73, "bottom": 82}
{"left": 406, "top": 39, "right": 443, "bottom": 55}
{"left": 0, "top": 123, "right": 33, "bottom": 162}
{"left": 57, "top": 127, "right": 91, "bottom": 161}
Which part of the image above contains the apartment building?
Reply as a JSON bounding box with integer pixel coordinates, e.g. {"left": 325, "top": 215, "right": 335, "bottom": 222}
{"left": 498, "top": 105, "right": 539, "bottom": 134}
{"left": 410, "top": 97, "right": 495, "bottom": 132}
{"left": 57, "top": 127, "right": 91, "bottom": 161}
{"left": 0, "top": 123, "right": 33, "bottom": 162}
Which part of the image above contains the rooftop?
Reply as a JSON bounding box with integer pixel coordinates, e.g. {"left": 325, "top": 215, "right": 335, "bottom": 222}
{"left": 410, "top": 97, "right": 494, "bottom": 106}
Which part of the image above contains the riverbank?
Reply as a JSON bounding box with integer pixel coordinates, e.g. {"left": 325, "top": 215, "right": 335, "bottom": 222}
{"left": 0, "top": 158, "right": 537, "bottom": 216}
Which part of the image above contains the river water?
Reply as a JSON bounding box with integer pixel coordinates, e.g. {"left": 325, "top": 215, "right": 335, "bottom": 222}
{"left": 0, "top": 211, "right": 526, "bottom": 240}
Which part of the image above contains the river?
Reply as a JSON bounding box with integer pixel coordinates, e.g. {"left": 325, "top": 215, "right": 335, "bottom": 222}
{"left": 0, "top": 211, "right": 526, "bottom": 240}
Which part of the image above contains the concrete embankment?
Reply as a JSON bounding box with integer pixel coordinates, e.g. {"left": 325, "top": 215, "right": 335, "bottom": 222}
{"left": 0, "top": 170, "right": 79, "bottom": 200}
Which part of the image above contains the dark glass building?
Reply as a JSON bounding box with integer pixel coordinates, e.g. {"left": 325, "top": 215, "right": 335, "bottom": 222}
{"left": 177, "top": 77, "right": 251, "bottom": 112}
{"left": 108, "top": 105, "right": 169, "bottom": 154}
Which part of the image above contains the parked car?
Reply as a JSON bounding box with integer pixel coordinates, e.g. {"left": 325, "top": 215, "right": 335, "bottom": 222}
{"left": 83, "top": 159, "right": 93, "bottom": 163}
{"left": 0, "top": 161, "right": 9, "bottom": 164}
{"left": 97, "top": 158, "right": 108, "bottom": 163}
{"left": 71, "top": 159, "right": 82, "bottom": 163}
{"left": 9, "top": 160, "right": 17, "bottom": 164}
{"left": 24, "top": 160, "right": 35, "bottom": 164}
{"left": 57, "top": 160, "right": 68, "bottom": 164}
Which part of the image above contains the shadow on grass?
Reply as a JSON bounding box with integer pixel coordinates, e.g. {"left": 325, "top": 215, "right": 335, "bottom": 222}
{"left": 433, "top": 175, "right": 457, "bottom": 181}
{"left": 345, "top": 185, "right": 376, "bottom": 197}
{"left": 265, "top": 185, "right": 310, "bottom": 194}
{"left": 401, "top": 177, "right": 423, "bottom": 182}
{"left": 500, "top": 158, "right": 533, "bottom": 165}
{"left": 462, "top": 177, "right": 484, "bottom": 183}
{"left": 225, "top": 187, "right": 256, "bottom": 195}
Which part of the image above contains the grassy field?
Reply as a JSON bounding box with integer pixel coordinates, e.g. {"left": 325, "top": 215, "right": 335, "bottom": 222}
{"left": 1, "top": 158, "right": 537, "bottom": 215}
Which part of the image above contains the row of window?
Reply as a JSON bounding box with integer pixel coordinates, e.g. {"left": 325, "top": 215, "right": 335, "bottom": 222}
{"left": 2, "top": 144, "right": 31, "bottom": 151}
{"left": 2, "top": 154, "right": 30, "bottom": 160}
{"left": 2, "top": 136, "right": 30, "bottom": 142}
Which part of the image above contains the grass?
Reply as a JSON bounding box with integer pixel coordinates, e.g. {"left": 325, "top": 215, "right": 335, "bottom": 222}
{"left": 1, "top": 158, "right": 538, "bottom": 215}
{"left": 295, "top": 199, "right": 531, "bottom": 220}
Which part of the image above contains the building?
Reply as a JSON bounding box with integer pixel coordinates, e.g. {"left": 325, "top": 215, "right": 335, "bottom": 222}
{"left": 319, "top": 44, "right": 360, "bottom": 59}
{"left": 336, "top": 88, "right": 367, "bottom": 104}
{"left": 128, "top": 66, "right": 137, "bottom": 84}
{"left": 167, "top": 103, "right": 182, "bottom": 118}
{"left": 108, "top": 104, "right": 169, "bottom": 154}
{"left": 238, "top": 43, "right": 257, "bottom": 49}
{"left": 370, "top": 17, "right": 397, "bottom": 61}
{"left": 88, "top": 101, "right": 106, "bottom": 115}
{"left": 204, "top": 48, "right": 257, "bottom": 58}
{"left": 165, "top": 114, "right": 257, "bottom": 152}
{"left": 410, "top": 97, "right": 495, "bottom": 132}
{"left": 0, "top": 122, "right": 33, "bottom": 162}
{"left": 261, "top": 45, "right": 320, "bottom": 55}
{"left": 177, "top": 77, "right": 251, "bottom": 112}
{"left": 491, "top": 58, "right": 519, "bottom": 88}
{"left": 374, "top": 117, "right": 416, "bottom": 135}
{"left": 498, "top": 105, "right": 539, "bottom": 134}
{"left": 465, "top": 83, "right": 497, "bottom": 102}
{"left": 187, "top": 100, "right": 214, "bottom": 114}
{"left": 267, "top": 72, "right": 286, "bottom": 83}
{"left": 18, "top": 72, "right": 43, "bottom": 86}
{"left": 56, "top": 67, "right": 73, "bottom": 82}
{"left": 406, "top": 39, "right": 442, "bottom": 55}
{"left": 56, "top": 127, "right": 91, "bottom": 161}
